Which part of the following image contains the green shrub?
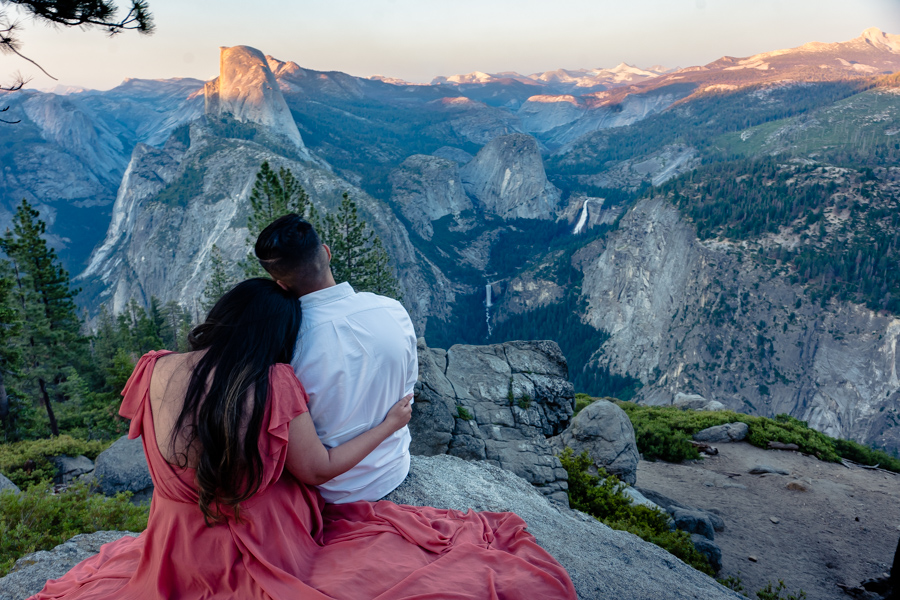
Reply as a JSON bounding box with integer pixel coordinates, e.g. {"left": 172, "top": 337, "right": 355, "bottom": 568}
{"left": 614, "top": 402, "right": 899, "bottom": 472}
{"left": 0, "top": 436, "right": 114, "bottom": 489}
{"left": 574, "top": 393, "right": 594, "bottom": 415}
{"left": 754, "top": 580, "right": 807, "bottom": 600}
{"left": 0, "top": 482, "right": 149, "bottom": 577}
{"left": 559, "top": 448, "right": 714, "bottom": 575}
{"left": 456, "top": 406, "right": 474, "bottom": 421}
{"left": 832, "top": 438, "right": 900, "bottom": 472}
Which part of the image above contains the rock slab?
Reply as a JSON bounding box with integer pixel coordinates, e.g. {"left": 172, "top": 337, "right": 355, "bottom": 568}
{"left": 410, "top": 339, "right": 574, "bottom": 503}
{"left": 385, "top": 455, "right": 741, "bottom": 600}
{"left": 0, "top": 531, "right": 139, "bottom": 600}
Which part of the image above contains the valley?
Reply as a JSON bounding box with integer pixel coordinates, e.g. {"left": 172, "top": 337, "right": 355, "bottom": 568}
{"left": 1, "top": 28, "right": 899, "bottom": 455}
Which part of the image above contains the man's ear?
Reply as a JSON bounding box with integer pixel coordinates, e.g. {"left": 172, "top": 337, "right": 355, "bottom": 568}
{"left": 322, "top": 244, "right": 332, "bottom": 263}
{"left": 274, "top": 279, "right": 289, "bottom": 292}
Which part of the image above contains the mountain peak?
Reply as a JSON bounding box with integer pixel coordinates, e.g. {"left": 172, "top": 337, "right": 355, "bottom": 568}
{"left": 861, "top": 27, "right": 900, "bottom": 53}
{"left": 203, "top": 45, "right": 306, "bottom": 149}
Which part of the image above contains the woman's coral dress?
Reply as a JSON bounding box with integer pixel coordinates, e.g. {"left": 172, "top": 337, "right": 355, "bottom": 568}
{"left": 30, "top": 351, "right": 577, "bottom": 599}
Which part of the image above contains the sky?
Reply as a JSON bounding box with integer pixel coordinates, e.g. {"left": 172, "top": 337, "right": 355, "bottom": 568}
{"left": 3, "top": 0, "right": 900, "bottom": 91}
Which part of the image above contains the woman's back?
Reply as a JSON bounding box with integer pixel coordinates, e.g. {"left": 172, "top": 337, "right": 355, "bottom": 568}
{"left": 146, "top": 351, "right": 203, "bottom": 468}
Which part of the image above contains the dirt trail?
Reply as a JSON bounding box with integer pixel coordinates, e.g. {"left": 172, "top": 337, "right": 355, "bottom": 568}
{"left": 636, "top": 442, "right": 899, "bottom": 600}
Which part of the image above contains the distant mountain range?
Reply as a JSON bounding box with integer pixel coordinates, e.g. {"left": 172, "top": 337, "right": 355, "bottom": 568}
{"left": 1, "top": 27, "right": 900, "bottom": 453}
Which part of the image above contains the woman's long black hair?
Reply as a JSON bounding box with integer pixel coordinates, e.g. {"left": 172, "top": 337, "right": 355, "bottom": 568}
{"left": 172, "top": 278, "right": 301, "bottom": 525}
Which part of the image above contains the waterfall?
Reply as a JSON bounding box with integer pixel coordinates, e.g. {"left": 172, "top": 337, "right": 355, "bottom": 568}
{"left": 573, "top": 199, "right": 592, "bottom": 234}
{"left": 485, "top": 283, "right": 493, "bottom": 337}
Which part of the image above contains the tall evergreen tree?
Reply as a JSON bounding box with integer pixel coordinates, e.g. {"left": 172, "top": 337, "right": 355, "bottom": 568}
{"left": 322, "top": 193, "right": 400, "bottom": 299}
{"left": 202, "top": 245, "right": 234, "bottom": 312}
{"left": 0, "top": 260, "right": 20, "bottom": 425}
{"left": 0, "top": 199, "right": 84, "bottom": 436}
{"left": 242, "top": 161, "right": 316, "bottom": 277}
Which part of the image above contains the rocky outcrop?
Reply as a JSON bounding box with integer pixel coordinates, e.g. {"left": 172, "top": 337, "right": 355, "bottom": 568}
{"left": 0, "top": 473, "right": 20, "bottom": 495}
{"left": 579, "top": 196, "right": 900, "bottom": 452}
{"left": 460, "top": 133, "right": 561, "bottom": 220}
{"left": 549, "top": 399, "right": 639, "bottom": 484}
{"left": 517, "top": 95, "right": 586, "bottom": 134}
{"left": 0, "top": 531, "right": 139, "bottom": 600}
{"left": 76, "top": 119, "right": 450, "bottom": 333}
{"left": 410, "top": 339, "right": 574, "bottom": 503}
{"left": 388, "top": 155, "right": 472, "bottom": 240}
{"left": 0, "top": 457, "right": 740, "bottom": 600}
{"left": 204, "top": 46, "right": 306, "bottom": 152}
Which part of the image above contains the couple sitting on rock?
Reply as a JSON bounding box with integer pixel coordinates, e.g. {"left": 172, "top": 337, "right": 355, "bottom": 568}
{"left": 30, "top": 215, "right": 576, "bottom": 600}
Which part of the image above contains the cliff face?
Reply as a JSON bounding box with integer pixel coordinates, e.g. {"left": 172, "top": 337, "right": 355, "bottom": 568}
{"left": 580, "top": 197, "right": 900, "bottom": 450}
{"left": 460, "top": 133, "right": 561, "bottom": 220}
{"left": 389, "top": 155, "right": 472, "bottom": 240}
{"left": 77, "top": 123, "right": 452, "bottom": 333}
{"left": 204, "top": 46, "right": 307, "bottom": 152}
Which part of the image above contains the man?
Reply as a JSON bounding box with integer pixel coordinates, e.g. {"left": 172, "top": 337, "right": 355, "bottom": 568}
{"left": 254, "top": 214, "right": 417, "bottom": 503}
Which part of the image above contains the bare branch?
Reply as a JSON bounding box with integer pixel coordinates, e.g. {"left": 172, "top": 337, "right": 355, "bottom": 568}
{"left": 0, "top": 105, "right": 21, "bottom": 124}
{"left": 4, "top": 41, "right": 56, "bottom": 79}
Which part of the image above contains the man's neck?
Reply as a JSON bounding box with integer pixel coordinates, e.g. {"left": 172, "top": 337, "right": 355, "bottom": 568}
{"left": 297, "top": 274, "right": 337, "bottom": 298}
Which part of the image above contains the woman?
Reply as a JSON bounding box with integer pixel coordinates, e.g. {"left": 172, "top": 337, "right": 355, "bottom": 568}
{"left": 32, "top": 279, "right": 576, "bottom": 600}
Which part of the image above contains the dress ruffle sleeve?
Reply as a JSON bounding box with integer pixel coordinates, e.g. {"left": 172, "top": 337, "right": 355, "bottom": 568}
{"left": 258, "top": 364, "right": 309, "bottom": 484}
{"left": 119, "top": 350, "right": 173, "bottom": 439}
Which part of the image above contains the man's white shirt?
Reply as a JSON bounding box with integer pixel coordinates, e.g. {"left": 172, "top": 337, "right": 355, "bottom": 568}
{"left": 291, "top": 282, "right": 417, "bottom": 503}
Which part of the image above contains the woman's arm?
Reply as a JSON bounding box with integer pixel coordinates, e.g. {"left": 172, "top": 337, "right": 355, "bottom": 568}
{"left": 285, "top": 394, "right": 412, "bottom": 486}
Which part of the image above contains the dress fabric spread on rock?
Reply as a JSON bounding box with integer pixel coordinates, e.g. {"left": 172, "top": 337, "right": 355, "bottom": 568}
{"left": 30, "top": 351, "right": 576, "bottom": 600}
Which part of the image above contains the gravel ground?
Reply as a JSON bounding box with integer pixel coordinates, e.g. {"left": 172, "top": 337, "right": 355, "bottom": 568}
{"left": 636, "top": 441, "right": 899, "bottom": 600}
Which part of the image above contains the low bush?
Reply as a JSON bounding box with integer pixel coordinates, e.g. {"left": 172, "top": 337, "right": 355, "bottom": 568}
{"left": 573, "top": 393, "right": 594, "bottom": 416}
{"left": 0, "top": 482, "right": 149, "bottom": 577}
{"left": 0, "top": 436, "right": 114, "bottom": 489}
{"left": 612, "top": 401, "right": 900, "bottom": 472}
{"left": 559, "top": 448, "right": 714, "bottom": 575}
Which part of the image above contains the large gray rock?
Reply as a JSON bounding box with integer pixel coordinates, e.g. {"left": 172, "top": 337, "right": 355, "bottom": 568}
{"left": 51, "top": 455, "right": 94, "bottom": 485}
{"left": 0, "top": 473, "right": 20, "bottom": 495}
{"left": 691, "top": 534, "right": 723, "bottom": 574}
{"left": 410, "top": 339, "right": 574, "bottom": 503}
{"left": 550, "top": 399, "right": 639, "bottom": 485}
{"left": 673, "top": 393, "right": 725, "bottom": 412}
{"left": 385, "top": 455, "right": 741, "bottom": 600}
{"left": 0, "top": 531, "right": 139, "bottom": 600}
{"left": 693, "top": 422, "right": 749, "bottom": 443}
{"left": 459, "top": 133, "right": 561, "bottom": 220}
{"left": 671, "top": 508, "right": 716, "bottom": 540}
{"left": 92, "top": 436, "right": 153, "bottom": 498}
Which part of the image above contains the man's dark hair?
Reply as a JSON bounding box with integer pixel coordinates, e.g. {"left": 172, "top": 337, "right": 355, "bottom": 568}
{"left": 255, "top": 214, "right": 324, "bottom": 284}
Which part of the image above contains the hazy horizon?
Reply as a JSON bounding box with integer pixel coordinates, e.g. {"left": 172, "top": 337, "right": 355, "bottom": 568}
{"left": 2, "top": 0, "right": 899, "bottom": 91}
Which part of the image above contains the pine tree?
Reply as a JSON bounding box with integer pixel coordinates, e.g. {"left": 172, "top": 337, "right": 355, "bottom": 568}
{"left": 322, "top": 193, "right": 400, "bottom": 299}
{"left": 242, "top": 161, "right": 316, "bottom": 277}
{"left": 0, "top": 199, "right": 85, "bottom": 436}
{"left": 159, "top": 300, "right": 192, "bottom": 352}
{"left": 0, "top": 260, "right": 21, "bottom": 426}
{"left": 202, "top": 245, "right": 233, "bottom": 312}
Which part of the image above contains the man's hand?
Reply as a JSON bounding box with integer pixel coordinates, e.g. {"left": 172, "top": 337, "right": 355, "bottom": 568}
{"left": 384, "top": 394, "right": 413, "bottom": 432}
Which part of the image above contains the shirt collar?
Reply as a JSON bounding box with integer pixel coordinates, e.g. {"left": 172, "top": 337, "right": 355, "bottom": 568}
{"left": 300, "top": 282, "right": 355, "bottom": 309}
